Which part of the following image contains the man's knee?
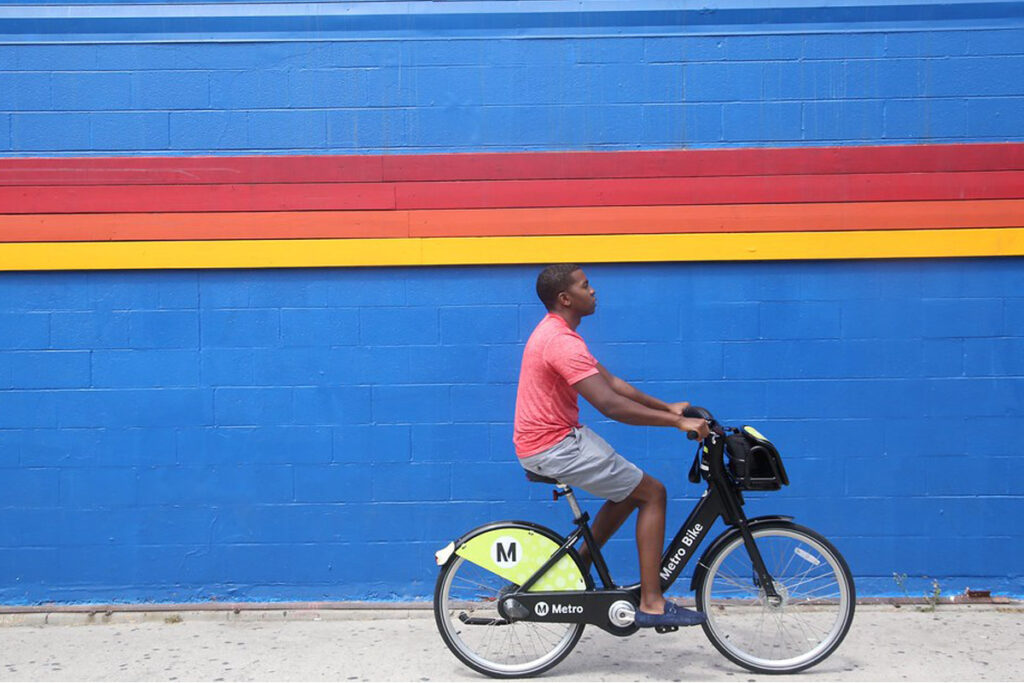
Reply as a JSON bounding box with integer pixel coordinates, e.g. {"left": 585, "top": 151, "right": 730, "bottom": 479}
{"left": 629, "top": 474, "right": 666, "bottom": 507}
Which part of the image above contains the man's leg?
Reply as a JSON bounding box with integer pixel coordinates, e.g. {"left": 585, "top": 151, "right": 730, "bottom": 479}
{"left": 628, "top": 474, "right": 669, "bottom": 615}
{"left": 577, "top": 473, "right": 668, "bottom": 615}
{"left": 578, "top": 498, "right": 637, "bottom": 571}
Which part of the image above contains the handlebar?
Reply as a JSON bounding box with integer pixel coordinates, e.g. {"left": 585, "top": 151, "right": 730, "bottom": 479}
{"left": 682, "top": 405, "right": 727, "bottom": 439}
{"left": 682, "top": 405, "right": 730, "bottom": 485}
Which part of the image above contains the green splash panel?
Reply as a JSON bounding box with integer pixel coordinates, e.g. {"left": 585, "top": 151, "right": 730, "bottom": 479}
{"left": 456, "top": 528, "right": 586, "bottom": 591}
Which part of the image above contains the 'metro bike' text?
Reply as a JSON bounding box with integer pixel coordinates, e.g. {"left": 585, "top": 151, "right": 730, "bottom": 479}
{"left": 659, "top": 522, "right": 704, "bottom": 582}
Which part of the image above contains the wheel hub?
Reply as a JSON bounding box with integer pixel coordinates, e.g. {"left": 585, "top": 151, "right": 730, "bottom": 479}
{"left": 761, "top": 581, "right": 789, "bottom": 610}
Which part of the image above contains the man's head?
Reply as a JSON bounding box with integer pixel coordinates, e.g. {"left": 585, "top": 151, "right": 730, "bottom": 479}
{"left": 536, "top": 264, "right": 596, "bottom": 316}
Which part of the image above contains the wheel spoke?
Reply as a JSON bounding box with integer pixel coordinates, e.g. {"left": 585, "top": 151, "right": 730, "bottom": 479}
{"left": 435, "top": 551, "right": 584, "bottom": 677}
{"left": 451, "top": 575, "right": 501, "bottom": 594}
{"left": 712, "top": 571, "right": 756, "bottom": 593}
{"left": 700, "top": 524, "right": 854, "bottom": 674}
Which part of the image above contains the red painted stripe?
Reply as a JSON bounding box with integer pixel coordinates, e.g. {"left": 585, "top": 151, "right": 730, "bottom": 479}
{"left": 396, "top": 171, "right": 1024, "bottom": 210}
{"left": 381, "top": 143, "right": 1024, "bottom": 182}
{"left": 3, "top": 171, "right": 1020, "bottom": 214}
{"left": 1, "top": 143, "right": 1022, "bottom": 186}
{"left": 0, "top": 155, "right": 384, "bottom": 186}
{"left": 0, "top": 182, "right": 396, "bottom": 214}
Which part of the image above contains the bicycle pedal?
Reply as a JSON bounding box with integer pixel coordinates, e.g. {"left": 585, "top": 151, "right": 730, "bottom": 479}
{"left": 655, "top": 625, "right": 679, "bottom": 634}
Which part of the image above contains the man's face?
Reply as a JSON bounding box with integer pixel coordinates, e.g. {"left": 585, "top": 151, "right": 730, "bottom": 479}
{"left": 562, "top": 269, "right": 597, "bottom": 316}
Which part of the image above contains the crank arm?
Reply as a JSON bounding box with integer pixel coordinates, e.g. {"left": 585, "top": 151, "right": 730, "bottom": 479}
{"left": 459, "top": 612, "right": 510, "bottom": 626}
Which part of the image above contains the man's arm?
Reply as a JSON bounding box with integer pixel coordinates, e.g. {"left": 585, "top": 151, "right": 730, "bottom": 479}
{"left": 596, "top": 363, "right": 689, "bottom": 415}
{"left": 574, "top": 371, "right": 709, "bottom": 438}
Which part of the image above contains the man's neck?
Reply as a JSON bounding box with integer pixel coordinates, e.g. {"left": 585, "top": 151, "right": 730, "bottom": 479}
{"left": 550, "top": 308, "right": 581, "bottom": 331}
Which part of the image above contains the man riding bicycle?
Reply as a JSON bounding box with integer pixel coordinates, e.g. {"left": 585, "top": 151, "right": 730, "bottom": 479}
{"left": 514, "top": 263, "right": 712, "bottom": 628}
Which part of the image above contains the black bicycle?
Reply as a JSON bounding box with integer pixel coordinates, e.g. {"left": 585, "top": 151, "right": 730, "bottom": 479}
{"left": 433, "top": 407, "right": 855, "bottom": 677}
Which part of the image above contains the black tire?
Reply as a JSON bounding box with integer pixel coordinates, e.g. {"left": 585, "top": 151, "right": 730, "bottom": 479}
{"left": 695, "top": 522, "right": 855, "bottom": 674}
{"left": 433, "top": 523, "right": 587, "bottom": 678}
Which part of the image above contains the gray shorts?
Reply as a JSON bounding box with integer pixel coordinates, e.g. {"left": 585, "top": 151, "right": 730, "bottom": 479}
{"left": 519, "top": 426, "right": 644, "bottom": 503}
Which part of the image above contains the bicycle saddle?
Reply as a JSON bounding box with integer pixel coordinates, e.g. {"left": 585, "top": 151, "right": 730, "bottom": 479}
{"left": 524, "top": 470, "right": 560, "bottom": 485}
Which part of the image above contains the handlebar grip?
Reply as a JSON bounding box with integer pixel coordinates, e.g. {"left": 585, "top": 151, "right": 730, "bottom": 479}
{"left": 682, "top": 405, "right": 726, "bottom": 437}
{"left": 683, "top": 405, "right": 714, "bottom": 421}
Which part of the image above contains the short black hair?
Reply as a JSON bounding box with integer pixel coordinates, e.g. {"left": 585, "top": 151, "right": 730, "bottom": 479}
{"left": 536, "top": 263, "right": 582, "bottom": 310}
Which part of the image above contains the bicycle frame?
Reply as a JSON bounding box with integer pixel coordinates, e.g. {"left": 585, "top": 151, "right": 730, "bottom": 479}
{"left": 498, "top": 433, "right": 783, "bottom": 634}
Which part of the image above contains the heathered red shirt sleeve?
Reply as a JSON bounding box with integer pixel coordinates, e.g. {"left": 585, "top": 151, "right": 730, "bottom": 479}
{"left": 513, "top": 314, "right": 600, "bottom": 458}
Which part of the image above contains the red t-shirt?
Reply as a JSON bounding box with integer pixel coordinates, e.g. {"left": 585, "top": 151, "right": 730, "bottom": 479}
{"left": 513, "top": 313, "right": 600, "bottom": 458}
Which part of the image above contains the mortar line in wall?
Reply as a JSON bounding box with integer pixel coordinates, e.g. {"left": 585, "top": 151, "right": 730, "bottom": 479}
{"left": 2, "top": 22, "right": 1022, "bottom": 46}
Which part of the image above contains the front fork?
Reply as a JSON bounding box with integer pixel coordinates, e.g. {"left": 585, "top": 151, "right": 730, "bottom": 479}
{"left": 738, "top": 522, "right": 783, "bottom": 604}
{"left": 705, "top": 434, "right": 782, "bottom": 603}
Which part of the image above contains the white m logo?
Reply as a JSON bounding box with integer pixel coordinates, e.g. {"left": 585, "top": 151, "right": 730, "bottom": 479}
{"left": 491, "top": 536, "right": 520, "bottom": 569}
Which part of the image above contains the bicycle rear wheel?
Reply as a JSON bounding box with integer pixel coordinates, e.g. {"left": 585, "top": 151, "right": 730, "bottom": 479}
{"left": 695, "top": 522, "right": 855, "bottom": 674}
{"left": 434, "top": 554, "right": 585, "bottom": 678}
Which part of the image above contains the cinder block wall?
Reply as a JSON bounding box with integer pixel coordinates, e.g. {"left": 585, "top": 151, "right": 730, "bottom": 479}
{"left": 3, "top": 3, "right": 1023, "bottom": 154}
{"left": 0, "top": 1, "right": 1022, "bottom": 604}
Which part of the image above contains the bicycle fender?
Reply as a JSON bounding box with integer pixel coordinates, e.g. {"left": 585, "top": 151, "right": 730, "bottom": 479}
{"left": 439, "top": 520, "right": 587, "bottom": 592}
{"left": 688, "top": 516, "right": 794, "bottom": 593}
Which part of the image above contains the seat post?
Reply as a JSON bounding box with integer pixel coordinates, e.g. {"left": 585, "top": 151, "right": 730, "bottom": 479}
{"left": 558, "top": 485, "right": 616, "bottom": 590}
{"left": 558, "top": 484, "right": 585, "bottom": 521}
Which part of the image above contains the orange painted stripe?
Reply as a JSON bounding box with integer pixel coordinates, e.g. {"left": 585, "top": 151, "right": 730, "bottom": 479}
{"left": 0, "top": 210, "right": 409, "bottom": 242}
{"left": 407, "top": 199, "right": 1024, "bottom": 238}
{"left": 1, "top": 200, "right": 1020, "bottom": 242}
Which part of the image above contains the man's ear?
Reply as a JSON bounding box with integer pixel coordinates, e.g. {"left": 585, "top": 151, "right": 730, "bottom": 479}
{"left": 557, "top": 290, "right": 571, "bottom": 308}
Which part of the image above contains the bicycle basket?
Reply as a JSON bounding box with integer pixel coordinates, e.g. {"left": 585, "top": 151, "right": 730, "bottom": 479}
{"left": 725, "top": 426, "right": 789, "bottom": 490}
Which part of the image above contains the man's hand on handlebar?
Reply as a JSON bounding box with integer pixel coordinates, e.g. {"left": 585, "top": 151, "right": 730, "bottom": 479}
{"left": 665, "top": 401, "right": 691, "bottom": 416}
{"left": 677, "top": 416, "right": 711, "bottom": 441}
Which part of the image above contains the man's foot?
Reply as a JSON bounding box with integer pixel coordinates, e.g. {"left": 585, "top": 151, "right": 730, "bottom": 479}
{"left": 635, "top": 602, "right": 707, "bottom": 628}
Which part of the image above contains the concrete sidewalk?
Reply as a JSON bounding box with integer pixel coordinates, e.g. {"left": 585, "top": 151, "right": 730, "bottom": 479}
{"left": 1, "top": 603, "right": 1021, "bottom": 681}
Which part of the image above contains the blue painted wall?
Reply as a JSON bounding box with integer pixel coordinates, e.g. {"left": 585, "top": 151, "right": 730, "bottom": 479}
{"left": 2, "top": 260, "right": 1022, "bottom": 603}
{"left": 1, "top": 1, "right": 1023, "bottom": 155}
{"left": 1, "top": 1, "right": 1023, "bottom": 603}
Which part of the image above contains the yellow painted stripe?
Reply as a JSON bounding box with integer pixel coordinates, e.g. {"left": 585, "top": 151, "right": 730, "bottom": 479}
{"left": 2, "top": 228, "right": 1022, "bottom": 271}
{"left": 420, "top": 228, "right": 1024, "bottom": 265}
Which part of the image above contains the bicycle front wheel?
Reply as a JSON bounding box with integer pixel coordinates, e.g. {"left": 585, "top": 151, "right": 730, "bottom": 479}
{"left": 695, "top": 522, "right": 855, "bottom": 674}
{"left": 434, "top": 554, "right": 585, "bottom": 678}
